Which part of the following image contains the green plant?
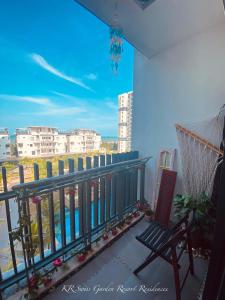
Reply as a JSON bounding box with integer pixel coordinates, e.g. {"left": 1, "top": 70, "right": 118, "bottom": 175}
{"left": 174, "top": 193, "right": 215, "bottom": 234}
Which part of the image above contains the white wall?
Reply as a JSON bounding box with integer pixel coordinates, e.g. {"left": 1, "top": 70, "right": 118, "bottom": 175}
{"left": 132, "top": 23, "right": 225, "bottom": 203}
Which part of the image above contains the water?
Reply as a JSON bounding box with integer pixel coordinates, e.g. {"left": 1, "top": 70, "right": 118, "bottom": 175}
{"left": 55, "top": 202, "right": 101, "bottom": 247}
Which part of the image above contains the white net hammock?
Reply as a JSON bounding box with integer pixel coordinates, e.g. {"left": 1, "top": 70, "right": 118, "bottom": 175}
{"left": 176, "top": 111, "right": 224, "bottom": 199}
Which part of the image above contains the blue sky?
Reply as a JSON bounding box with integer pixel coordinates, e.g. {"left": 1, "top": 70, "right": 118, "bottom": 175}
{"left": 0, "top": 0, "right": 133, "bottom": 136}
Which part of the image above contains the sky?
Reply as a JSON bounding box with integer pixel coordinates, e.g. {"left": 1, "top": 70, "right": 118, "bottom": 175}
{"left": 0, "top": 0, "right": 134, "bottom": 136}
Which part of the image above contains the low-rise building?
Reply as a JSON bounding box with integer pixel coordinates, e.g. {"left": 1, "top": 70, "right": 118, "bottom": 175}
{"left": 68, "top": 129, "right": 101, "bottom": 153}
{"left": 0, "top": 128, "right": 11, "bottom": 160}
{"left": 16, "top": 126, "right": 101, "bottom": 157}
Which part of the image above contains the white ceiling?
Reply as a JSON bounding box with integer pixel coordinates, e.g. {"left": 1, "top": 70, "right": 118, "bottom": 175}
{"left": 75, "top": 0, "right": 225, "bottom": 59}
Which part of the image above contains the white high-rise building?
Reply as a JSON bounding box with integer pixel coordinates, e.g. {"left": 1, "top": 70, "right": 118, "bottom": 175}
{"left": 0, "top": 129, "right": 11, "bottom": 160}
{"left": 118, "top": 91, "right": 133, "bottom": 153}
{"left": 16, "top": 126, "right": 101, "bottom": 157}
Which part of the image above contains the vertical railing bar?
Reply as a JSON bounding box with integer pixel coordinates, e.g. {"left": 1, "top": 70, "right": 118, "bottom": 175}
{"left": 19, "top": 165, "right": 31, "bottom": 267}
{"left": 124, "top": 153, "right": 130, "bottom": 210}
{"left": 93, "top": 156, "right": 99, "bottom": 227}
{"left": 78, "top": 158, "right": 84, "bottom": 237}
{"left": 68, "top": 159, "right": 75, "bottom": 242}
{"left": 100, "top": 155, "right": 105, "bottom": 224}
{"left": 116, "top": 171, "right": 122, "bottom": 222}
{"left": 86, "top": 157, "right": 92, "bottom": 246}
{"left": 33, "top": 163, "right": 44, "bottom": 260}
{"left": 121, "top": 154, "right": 126, "bottom": 213}
{"left": 46, "top": 162, "right": 56, "bottom": 253}
{"left": 130, "top": 168, "right": 134, "bottom": 208}
{"left": 111, "top": 153, "right": 118, "bottom": 217}
{"left": 58, "top": 160, "right": 66, "bottom": 249}
{"left": 1, "top": 167, "right": 17, "bottom": 276}
{"left": 134, "top": 151, "right": 139, "bottom": 205}
{"left": 140, "top": 164, "right": 145, "bottom": 203}
{"left": 105, "top": 154, "right": 111, "bottom": 221}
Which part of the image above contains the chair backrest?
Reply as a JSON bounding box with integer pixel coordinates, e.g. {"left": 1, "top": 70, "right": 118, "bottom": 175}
{"left": 154, "top": 169, "right": 177, "bottom": 227}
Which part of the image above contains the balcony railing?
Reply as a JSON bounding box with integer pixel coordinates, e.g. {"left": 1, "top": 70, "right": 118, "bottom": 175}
{"left": 0, "top": 151, "right": 150, "bottom": 297}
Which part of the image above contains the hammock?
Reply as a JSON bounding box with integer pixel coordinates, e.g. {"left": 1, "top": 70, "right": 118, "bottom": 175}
{"left": 176, "top": 111, "right": 224, "bottom": 199}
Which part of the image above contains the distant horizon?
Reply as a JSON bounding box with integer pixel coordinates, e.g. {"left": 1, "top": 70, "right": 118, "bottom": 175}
{"left": 6, "top": 126, "right": 118, "bottom": 138}
{"left": 0, "top": 1, "right": 133, "bottom": 136}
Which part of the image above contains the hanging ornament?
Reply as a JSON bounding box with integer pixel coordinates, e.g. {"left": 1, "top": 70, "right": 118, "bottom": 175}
{"left": 109, "top": 1, "right": 123, "bottom": 73}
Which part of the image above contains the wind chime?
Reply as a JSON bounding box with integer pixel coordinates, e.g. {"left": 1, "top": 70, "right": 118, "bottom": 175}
{"left": 109, "top": 1, "right": 123, "bottom": 73}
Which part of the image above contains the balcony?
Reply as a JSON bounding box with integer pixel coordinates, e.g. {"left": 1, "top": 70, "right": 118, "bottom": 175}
{"left": 0, "top": 152, "right": 151, "bottom": 298}
{"left": 1, "top": 0, "right": 225, "bottom": 299}
{"left": 0, "top": 151, "right": 209, "bottom": 300}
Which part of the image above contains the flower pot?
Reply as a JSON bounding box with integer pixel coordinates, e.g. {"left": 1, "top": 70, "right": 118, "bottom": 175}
{"left": 144, "top": 215, "right": 154, "bottom": 222}
{"left": 133, "top": 211, "right": 140, "bottom": 218}
{"left": 53, "top": 258, "right": 62, "bottom": 267}
{"left": 111, "top": 228, "right": 118, "bottom": 236}
{"left": 77, "top": 253, "right": 86, "bottom": 262}
{"left": 103, "top": 233, "right": 109, "bottom": 241}
{"left": 43, "top": 278, "right": 52, "bottom": 287}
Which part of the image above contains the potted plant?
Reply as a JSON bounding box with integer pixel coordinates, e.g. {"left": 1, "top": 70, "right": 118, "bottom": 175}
{"left": 102, "top": 231, "right": 109, "bottom": 241}
{"left": 136, "top": 200, "right": 149, "bottom": 211}
{"left": 77, "top": 251, "right": 87, "bottom": 262}
{"left": 133, "top": 210, "right": 140, "bottom": 218}
{"left": 144, "top": 208, "right": 154, "bottom": 222}
{"left": 174, "top": 193, "right": 216, "bottom": 250}
{"left": 111, "top": 227, "right": 118, "bottom": 236}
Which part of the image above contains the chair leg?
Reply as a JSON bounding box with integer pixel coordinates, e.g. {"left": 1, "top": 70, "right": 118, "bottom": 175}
{"left": 134, "top": 258, "right": 150, "bottom": 275}
{"left": 187, "top": 230, "right": 194, "bottom": 275}
{"left": 171, "top": 247, "right": 181, "bottom": 300}
{"left": 133, "top": 251, "right": 156, "bottom": 275}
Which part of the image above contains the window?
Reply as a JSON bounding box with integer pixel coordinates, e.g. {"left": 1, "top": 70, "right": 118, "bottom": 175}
{"left": 18, "top": 143, "right": 23, "bottom": 147}
{"left": 32, "top": 151, "right": 35, "bottom": 155}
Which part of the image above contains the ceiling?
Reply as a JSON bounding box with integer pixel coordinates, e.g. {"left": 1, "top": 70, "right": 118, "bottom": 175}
{"left": 75, "top": 0, "right": 225, "bottom": 59}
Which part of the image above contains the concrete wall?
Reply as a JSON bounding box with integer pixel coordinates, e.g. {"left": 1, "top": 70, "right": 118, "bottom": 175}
{"left": 132, "top": 23, "right": 225, "bottom": 203}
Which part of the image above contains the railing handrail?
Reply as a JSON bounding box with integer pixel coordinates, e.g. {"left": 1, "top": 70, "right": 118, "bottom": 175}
{"left": 11, "top": 157, "right": 151, "bottom": 196}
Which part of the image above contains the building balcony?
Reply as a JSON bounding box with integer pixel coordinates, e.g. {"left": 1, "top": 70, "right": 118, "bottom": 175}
{"left": 0, "top": 152, "right": 208, "bottom": 300}
{"left": 1, "top": 0, "right": 224, "bottom": 299}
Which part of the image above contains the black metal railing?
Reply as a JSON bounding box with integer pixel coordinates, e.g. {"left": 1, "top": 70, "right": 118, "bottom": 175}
{"left": 0, "top": 151, "right": 149, "bottom": 296}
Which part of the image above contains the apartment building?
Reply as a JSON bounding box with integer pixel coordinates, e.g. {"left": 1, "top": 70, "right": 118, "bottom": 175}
{"left": 16, "top": 126, "right": 101, "bottom": 157}
{"left": 0, "top": 128, "right": 11, "bottom": 160}
{"left": 118, "top": 91, "right": 133, "bottom": 153}
{"left": 68, "top": 129, "right": 101, "bottom": 153}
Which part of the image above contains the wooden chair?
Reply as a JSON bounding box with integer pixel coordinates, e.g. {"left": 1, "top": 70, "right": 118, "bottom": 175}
{"left": 134, "top": 215, "right": 194, "bottom": 300}
{"left": 154, "top": 169, "right": 177, "bottom": 226}
{"left": 133, "top": 169, "right": 194, "bottom": 300}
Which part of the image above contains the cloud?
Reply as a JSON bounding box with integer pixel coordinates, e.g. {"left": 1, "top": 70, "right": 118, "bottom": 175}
{"left": 0, "top": 94, "right": 53, "bottom": 106}
{"left": 2, "top": 93, "right": 86, "bottom": 117}
{"left": 30, "top": 53, "right": 93, "bottom": 91}
{"left": 34, "top": 107, "right": 86, "bottom": 116}
{"left": 86, "top": 73, "right": 98, "bottom": 80}
{"left": 106, "top": 101, "right": 118, "bottom": 111}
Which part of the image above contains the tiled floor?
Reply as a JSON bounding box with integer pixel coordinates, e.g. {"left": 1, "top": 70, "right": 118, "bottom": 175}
{"left": 44, "top": 220, "right": 208, "bottom": 300}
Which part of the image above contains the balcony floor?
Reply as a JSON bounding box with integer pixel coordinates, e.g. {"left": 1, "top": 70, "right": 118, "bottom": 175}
{"left": 44, "top": 219, "right": 208, "bottom": 300}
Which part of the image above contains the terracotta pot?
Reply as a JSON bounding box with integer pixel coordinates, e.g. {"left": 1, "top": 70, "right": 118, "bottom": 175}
{"left": 77, "top": 253, "right": 86, "bottom": 262}
{"left": 103, "top": 233, "right": 109, "bottom": 240}
{"left": 191, "top": 230, "right": 212, "bottom": 250}
{"left": 111, "top": 229, "right": 118, "bottom": 236}
{"left": 144, "top": 215, "right": 154, "bottom": 222}
{"left": 133, "top": 211, "right": 140, "bottom": 218}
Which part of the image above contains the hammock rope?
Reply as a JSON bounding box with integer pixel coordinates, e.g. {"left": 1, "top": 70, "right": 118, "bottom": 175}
{"left": 176, "top": 115, "right": 224, "bottom": 199}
